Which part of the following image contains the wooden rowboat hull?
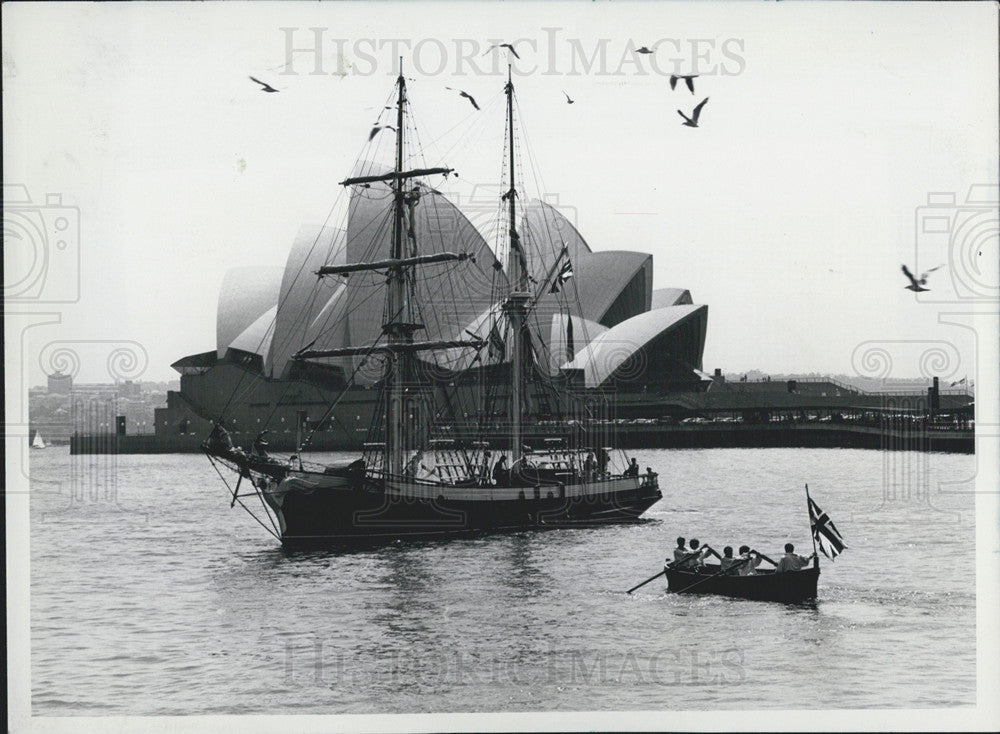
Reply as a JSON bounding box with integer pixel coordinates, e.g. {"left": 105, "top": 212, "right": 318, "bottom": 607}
{"left": 666, "top": 565, "right": 819, "bottom": 603}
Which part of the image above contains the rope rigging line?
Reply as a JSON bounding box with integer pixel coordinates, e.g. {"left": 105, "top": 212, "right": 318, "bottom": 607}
{"left": 205, "top": 453, "right": 281, "bottom": 541}
{"left": 214, "top": 86, "right": 401, "bottom": 427}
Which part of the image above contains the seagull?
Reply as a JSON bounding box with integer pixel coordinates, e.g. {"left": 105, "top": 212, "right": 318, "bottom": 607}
{"left": 369, "top": 124, "right": 396, "bottom": 141}
{"left": 677, "top": 97, "right": 709, "bottom": 127}
{"left": 670, "top": 74, "right": 698, "bottom": 94}
{"left": 483, "top": 43, "right": 520, "bottom": 59}
{"left": 635, "top": 46, "right": 655, "bottom": 55}
{"left": 445, "top": 87, "right": 480, "bottom": 110}
{"left": 901, "top": 263, "right": 943, "bottom": 292}
{"left": 249, "top": 76, "right": 279, "bottom": 93}
{"left": 563, "top": 90, "right": 575, "bottom": 104}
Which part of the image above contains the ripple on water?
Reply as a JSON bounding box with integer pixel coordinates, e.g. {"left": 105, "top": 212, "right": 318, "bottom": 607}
{"left": 28, "top": 448, "right": 976, "bottom": 714}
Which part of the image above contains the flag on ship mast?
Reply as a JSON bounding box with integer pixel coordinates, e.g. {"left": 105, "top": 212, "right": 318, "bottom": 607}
{"left": 549, "top": 258, "right": 574, "bottom": 294}
{"left": 808, "top": 496, "right": 846, "bottom": 559}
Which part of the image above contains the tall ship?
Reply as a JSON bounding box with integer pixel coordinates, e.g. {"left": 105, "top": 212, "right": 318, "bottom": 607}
{"left": 203, "top": 65, "right": 663, "bottom": 545}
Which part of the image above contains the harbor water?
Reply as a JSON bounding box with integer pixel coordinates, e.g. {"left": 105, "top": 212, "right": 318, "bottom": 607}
{"left": 28, "top": 448, "right": 976, "bottom": 714}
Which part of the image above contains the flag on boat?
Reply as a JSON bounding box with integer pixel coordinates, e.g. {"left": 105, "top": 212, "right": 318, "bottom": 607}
{"left": 549, "top": 258, "right": 574, "bottom": 294}
{"left": 809, "top": 496, "right": 846, "bottom": 559}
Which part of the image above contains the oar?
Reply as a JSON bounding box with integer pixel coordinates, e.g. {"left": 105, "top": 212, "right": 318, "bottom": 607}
{"left": 701, "top": 544, "right": 724, "bottom": 562}
{"left": 752, "top": 550, "right": 777, "bottom": 566}
{"left": 673, "top": 556, "right": 751, "bottom": 593}
{"left": 627, "top": 548, "right": 705, "bottom": 594}
{"left": 626, "top": 569, "right": 666, "bottom": 594}
{"left": 667, "top": 549, "right": 702, "bottom": 569}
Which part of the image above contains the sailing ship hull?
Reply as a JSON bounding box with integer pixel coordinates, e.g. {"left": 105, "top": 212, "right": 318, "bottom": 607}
{"left": 665, "top": 564, "right": 819, "bottom": 603}
{"left": 265, "top": 473, "right": 662, "bottom": 546}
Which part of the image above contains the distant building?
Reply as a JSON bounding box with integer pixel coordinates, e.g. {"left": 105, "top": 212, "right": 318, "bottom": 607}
{"left": 158, "top": 197, "right": 710, "bottom": 445}
{"left": 47, "top": 371, "right": 72, "bottom": 395}
{"left": 120, "top": 380, "right": 141, "bottom": 398}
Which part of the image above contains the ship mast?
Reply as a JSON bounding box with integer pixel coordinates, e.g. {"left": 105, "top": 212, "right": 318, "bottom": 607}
{"left": 302, "top": 61, "right": 480, "bottom": 472}
{"left": 385, "top": 59, "right": 411, "bottom": 476}
{"left": 503, "top": 65, "right": 529, "bottom": 465}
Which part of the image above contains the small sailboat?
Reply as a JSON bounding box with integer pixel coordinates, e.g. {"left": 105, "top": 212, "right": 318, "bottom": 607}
{"left": 31, "top": 431, "right": 47, "bottom": 449}
{"left": 203, "top": 63, "right": 663, "bottom": 546}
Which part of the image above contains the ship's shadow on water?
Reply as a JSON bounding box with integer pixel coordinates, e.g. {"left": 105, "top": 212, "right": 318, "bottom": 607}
{"left": 263, "top": 517, "right": 662, "bottom": 559}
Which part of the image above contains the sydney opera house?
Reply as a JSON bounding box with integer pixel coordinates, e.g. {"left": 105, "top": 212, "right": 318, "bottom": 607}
{"left": 156, "top": 189, "right": 709, "bottom": 449}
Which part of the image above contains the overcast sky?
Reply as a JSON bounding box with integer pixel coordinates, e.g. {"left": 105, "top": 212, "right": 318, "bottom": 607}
{"left": 4, "top": 1, "right": 998, "bottom": 386}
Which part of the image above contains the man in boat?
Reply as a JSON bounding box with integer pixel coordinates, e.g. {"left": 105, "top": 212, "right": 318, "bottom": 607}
{"left": 689, "top": 538, "right": 718, "bottom": 571}
{"left": 670, "top": 537, "right": 689, "bottom": 566}
{"left": 671, "top": 538, "right": 709, "bottom": 570}
{"left": 624, "top": 457, "right": 640, "bottom": 477}
{"left": 719, "top": 546, "right": 742, "bottom": 574}
{"left": 583, "top": 451, "right": 597, "bottom": 480}
{"left": 737, "top": 545, "right": 764, "bottom": 576}
{"left": 775, "top": 543, "right": 815, "bottom": 573}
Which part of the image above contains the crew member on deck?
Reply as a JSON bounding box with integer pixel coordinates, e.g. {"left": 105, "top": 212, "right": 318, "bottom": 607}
{"left": 597, "top": 448, "right": 610, "bottom": 475}
{"left": 404, "top": 449, "right": 424, "bottom": 479}
{"left": 492, "top": 455, "right": 509, "bottom": 487}
{"left": 583, "top": 451, "right": 597, "bottom": 480}
{"left": 775, "top": 543, "right": 815, "bottom": 572}
{"left": 252, "top": 431, "right": 270, "bottom": 459}
{"left": 208, "top": 419, "right": 234, "bottom": 453}
{"left": 624, "top": 458, "right": 640, "bottom": 477}
{"left": 480, "top": 451, "right": 492, "bottom": 484}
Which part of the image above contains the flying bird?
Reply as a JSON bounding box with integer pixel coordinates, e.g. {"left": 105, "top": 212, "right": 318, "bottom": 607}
{"left": 670, "top": 74, "right": 699, "bottom": 94}
{"left": 635, "top": 46, "right": 655, "bottom": 55}
{"left": 369, "top": 124, "right": 396, "bottom": 141}
{"left": 249, "top": 76, "right": 279, "bottom": 93}
{"left": 563, "top": 90, "right": 575, "bottom": 104}
{"left": 901, "top": 263, "right": 943, "bottom": 292}
{"left": 445, "top": 87, "right": 480, "bottom": 110}
{"left": 677, "top": 97, "right": 709, "bottom": 127}
{"left": 483, "top": 43, "right": 520, "bottom": 59}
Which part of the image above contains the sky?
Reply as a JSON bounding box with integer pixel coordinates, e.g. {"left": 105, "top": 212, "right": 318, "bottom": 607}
{"left": 4, "top": 1, "right": 998, "bottom": 387}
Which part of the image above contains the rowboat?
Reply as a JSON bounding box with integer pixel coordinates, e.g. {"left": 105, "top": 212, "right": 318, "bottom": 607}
{"left": 665, "top": 563, "right": 819, "bottom": 604}
{"left": 626, "top": 486, "right": 844, "bottom": 602}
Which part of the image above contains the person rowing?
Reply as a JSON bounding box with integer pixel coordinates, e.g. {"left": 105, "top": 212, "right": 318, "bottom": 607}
{"left": 736, "top": 545, "right": 765, "bottom": 576}
{"left": 669, "top": 538, "right": 712, "bottom": 570}
{"left": 670, "top": 537, "right": 689, "bottom": 565}
{"left": 775, "top": 543, "right": 816, "bottom": 572}
{"left": 668, "top": 537, "right": 704, "bottom": 570}
{"left": 719, "top": 546, "right": 741, "bottom": 574}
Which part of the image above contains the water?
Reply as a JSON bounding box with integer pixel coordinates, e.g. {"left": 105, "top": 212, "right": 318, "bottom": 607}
{"left": 29, "top": 448, "right": 976, "bottom": 714}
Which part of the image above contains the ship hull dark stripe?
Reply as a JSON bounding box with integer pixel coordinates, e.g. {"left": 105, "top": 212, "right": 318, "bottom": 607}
{"left": 271, "top": 484, "right": 662, "bottom": 546}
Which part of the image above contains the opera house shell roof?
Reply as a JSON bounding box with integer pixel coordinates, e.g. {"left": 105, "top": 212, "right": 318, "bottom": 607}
{"left": 193, "top": 186, "right": 708, "bottom": 391}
